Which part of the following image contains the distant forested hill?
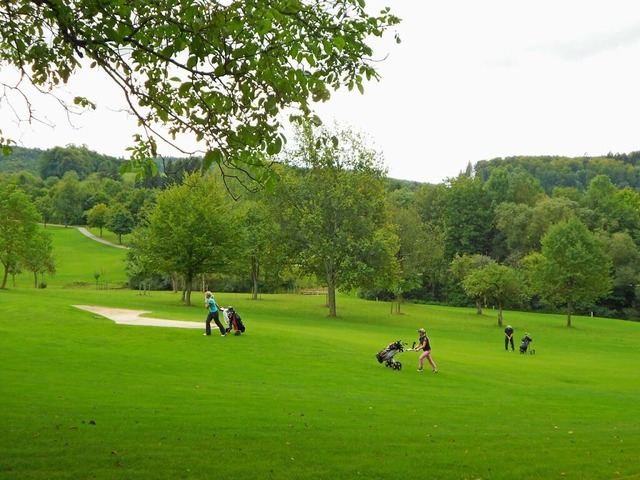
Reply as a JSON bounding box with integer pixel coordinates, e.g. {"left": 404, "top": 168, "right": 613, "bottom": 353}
{"left": 0, "top": 145, "right": 124, "bottom": 179}
{"left": 475, "top": 152, "right": 640, "bottom": 192}
{"left": 0, "top": 145, "right": 205, "bottom": 186}
{"left": 4, "top": 145, "right": 640, "bottom": 192}
{"left": 0, "top": 146, "right": 44, "bottom": 176}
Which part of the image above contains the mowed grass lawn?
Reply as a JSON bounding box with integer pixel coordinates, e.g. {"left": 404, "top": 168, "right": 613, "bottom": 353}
{"left": 1, "top": 227, "right": 639, "bottom": 479}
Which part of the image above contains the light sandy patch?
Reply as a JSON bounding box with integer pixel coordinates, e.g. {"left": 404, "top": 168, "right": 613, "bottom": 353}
{"left": 73, "top": 305, "right": 209, "bottom": 330}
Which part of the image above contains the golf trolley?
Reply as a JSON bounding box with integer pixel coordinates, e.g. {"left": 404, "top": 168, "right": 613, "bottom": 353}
{"left": 222, "top": 306, "right": 245, "bottom": 335}
{"left": 520, "top": 333, "right": 535, "bottom": 355}
{"left": 375, "top": 340, "right": 407, "bottom": 370}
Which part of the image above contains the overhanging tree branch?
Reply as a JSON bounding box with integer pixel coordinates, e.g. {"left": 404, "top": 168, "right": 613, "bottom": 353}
{"left": 1, "top": 0, "right": 400, "bottom": 188}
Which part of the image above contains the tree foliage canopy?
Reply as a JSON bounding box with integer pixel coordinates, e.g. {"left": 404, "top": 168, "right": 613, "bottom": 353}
{"left": 462, "top": 262, "right": 528, "bottom": 326}
{"left": 0, "top": 178, "right": 45, "bottom": 288}
{"left": 127, "top": 173, "right": 241, "bottom": 304}
{"left": 273, "top": 123, "right": 397, "bottom": 316}
{"left": 1, "top": 0, "right": 400, "bottom": 185}
{"left": 525, "top": 218, "right": 612, "bottom": 326}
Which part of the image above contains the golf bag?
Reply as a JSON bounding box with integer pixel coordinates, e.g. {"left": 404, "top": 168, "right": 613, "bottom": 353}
{"left": 519, "top": 333, "right": 534, "bottom": 354}
{"left": 225, "top": 306, "right": 245, "bottom": 335}
{"left": 375, "top": 340, "right": 406, "bottom": 370}
{"left": 221, "top": 308, "right": 230, "bottom": 330}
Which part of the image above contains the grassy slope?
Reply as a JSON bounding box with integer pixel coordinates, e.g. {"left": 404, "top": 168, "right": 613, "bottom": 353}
{"left": 38, "top": 225, "right": 128, "bottom": 288}
{"left": 1, "top": 228, "right": 639, "bottom": 480}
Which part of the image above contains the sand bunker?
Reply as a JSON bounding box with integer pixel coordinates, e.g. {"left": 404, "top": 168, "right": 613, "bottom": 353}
{"left": 73, "top": 305, "right": 207, "bottom": 330}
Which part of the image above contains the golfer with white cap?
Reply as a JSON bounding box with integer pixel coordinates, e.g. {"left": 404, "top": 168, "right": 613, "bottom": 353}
{"left": 416, "top": 328, "right": 438, "bottom": 373}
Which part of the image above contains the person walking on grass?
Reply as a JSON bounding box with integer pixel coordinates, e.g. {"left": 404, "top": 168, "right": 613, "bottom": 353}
{"left": 204, "top": 291, "right": 227, "bottom": 337}
{"left": 416, "top": 328, "right": 438, "bottom": 373}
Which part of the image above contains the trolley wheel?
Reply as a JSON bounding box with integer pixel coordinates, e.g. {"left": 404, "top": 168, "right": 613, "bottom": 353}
{"left": 530, "top": 349, "right": 536, "bottom": 355}
{"left": 396, "top": 362, "right": 402, "bottom": 370}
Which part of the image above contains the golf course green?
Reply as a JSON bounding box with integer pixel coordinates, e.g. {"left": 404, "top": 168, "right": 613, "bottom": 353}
{"left": 1, "top": 226, "right": 638, "bottom": 479}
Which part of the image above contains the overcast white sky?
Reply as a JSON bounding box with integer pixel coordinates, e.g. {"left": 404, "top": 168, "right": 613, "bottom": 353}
{"left": 3, "top": 0, "right": 640, "bottom": 184}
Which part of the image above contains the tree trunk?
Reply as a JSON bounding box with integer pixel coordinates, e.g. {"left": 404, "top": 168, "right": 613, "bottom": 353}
{"left": 326, "top": 267, "right": 337, "bottom": 317}
{"left": 1, "top": 265, "right": 8, "bottom": 289}
{"left": 395, "top": 291, "right": 403, "bottom": 314}
{"left": 475, "top": 297, "right": 483, "bottom": 315}
{"left": 566, "top": 300, "right": 572, "bottom": 327}
{"left": 324, "top": 257, "right": 337, "bottom": 316}
{"left": 497, "top": 302, "right": 503, "bottom": 326}
{"left": 184, "top": 275, "right": 193, "bottom": 306}
{"left": 251, "top": 257, "right": 259, "bottom": 300}
{"left": 327, "top": 284, "right": 337, "bottom": 316}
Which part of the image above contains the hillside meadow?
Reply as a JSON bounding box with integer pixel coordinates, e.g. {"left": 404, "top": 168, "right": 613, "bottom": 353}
{"left": 1, "top": 226, "right": 639, "bottom": 479}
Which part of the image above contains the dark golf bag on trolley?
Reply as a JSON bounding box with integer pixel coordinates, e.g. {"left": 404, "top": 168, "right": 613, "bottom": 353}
{"left": 519, "top": 333, "right": 534, "bottom": 354}
{"left": 225, "top": 306, "right": 246, "bottom": 335}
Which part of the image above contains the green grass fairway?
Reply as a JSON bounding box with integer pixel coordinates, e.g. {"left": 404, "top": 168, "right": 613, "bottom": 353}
{"left": 20, "top": 225, "right": 129, "bottom": 289}
{"left": 1, "top": 228, "right": 639, "bottom": 479}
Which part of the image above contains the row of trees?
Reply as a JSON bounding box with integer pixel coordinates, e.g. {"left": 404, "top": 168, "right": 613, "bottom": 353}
{"left": 449, "top": 217, "right": 612, "bottom": 327}
{"left": 1, "top": 0, "right": 636, "bottom": 325}
{"left": 4, "top": 125, "right": 640, "bottom": 324}
{"left": 475, "top": 152, "right": 640, "bottom": 192}
{"left": 126, "top": 125, "right": 396, "bottom": 315}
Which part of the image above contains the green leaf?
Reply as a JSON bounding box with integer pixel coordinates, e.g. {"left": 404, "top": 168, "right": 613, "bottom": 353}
{"left": 266, "top": 136, "right": 282, "bottom": 155}
{"left": 203, "top": 149, "right": 223, "bottom": 170}
{"left": 186, "top": 56, "right": 198, "bottom": 69}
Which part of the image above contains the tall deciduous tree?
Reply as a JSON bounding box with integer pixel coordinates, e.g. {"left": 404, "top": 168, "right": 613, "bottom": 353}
{"left": 20, "top": 228, "right": 56, "bottom": 288}
{"left": 462, "top": 262, "right": 528, "bottom": 326}
{"left": 449, "top": 253, "right": 494, "bottom": 314}
{"left": 524, "top": 218, "right": 612, "bottom": 327}
{"left": 106, "top": 204, "right": 134, "bottom": 244}
{"left": 494, "top": 202, "right": 535, "bottom": 261}
{"left": 581, "top": 175, "right": 640, "bottom": 237}
{"left": 414, "top": 182, "right": 447, "bottom": 228}
{"left": 274, "top": 124, "right": 397, "bottom": 317}
{"left": 86, "top": 203, "right": 111, "bottom": 237}
{"left": 128, "top": 174, "right": 240, "bottom": 305}
{"left": 0, "top": 179, "right": 42, "bottom": 288}
{"left": 52, "top": 171, "right": 85, "bottom": 226}
{"left": 1, "top": 1, "right": 400, "bottom": 183}
{"left": 444, "top": 175, "right": 494, "bottom": 260}
{"left": 386, "top": 190, "right": 431, "bottom": 313}
{"left": 483, "top": 166, "right": 544, "bottom": 207}
{"left": 240, "top": 198, "right": 286, "bottom": 300}
{"left": 528, "top": 196, "right": 583, "bottom": 248}
{"left": 596, "top": 231, "right": 640, "bottom": 318}
{"left": 34, "top": 195, "right": 55, "bottom": 227}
